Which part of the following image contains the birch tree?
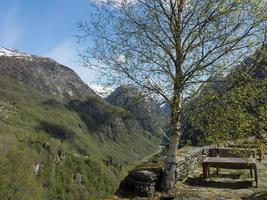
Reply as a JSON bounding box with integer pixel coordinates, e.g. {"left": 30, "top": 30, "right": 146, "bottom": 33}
{"left": 79, "top": 0, "right": 267, "bottom": 191}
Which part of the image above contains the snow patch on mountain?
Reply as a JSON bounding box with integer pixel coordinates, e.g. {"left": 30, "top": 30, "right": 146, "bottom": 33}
{"left": 0, "top": 46, "right": 59, "bottom": 64}
{"left": 89, "top": 84, "right": 114, "bottom": 98}
{"left": 0, "top": 46, "right": 31, "bottom": 57}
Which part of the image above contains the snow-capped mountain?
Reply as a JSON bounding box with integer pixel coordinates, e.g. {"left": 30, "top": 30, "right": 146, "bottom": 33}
{"left": 89, "top": 84, "right": 114, "bottom": 98}
{"left": 0, "top": 46, "right": 31, "bottom": 57}
{"left": 0, "top": 46, "right": 59, "bottom": 64}
{"left": 0, "top": 46, "right": 96, "bottom": 99}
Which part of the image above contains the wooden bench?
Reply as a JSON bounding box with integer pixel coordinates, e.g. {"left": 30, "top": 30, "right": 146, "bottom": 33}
{"left": 227, "top": 144, "right": 265, "bottom": 162}
{"left": 208, "top": 147, "right": 256, "bottom": 158}
{"left": 202, "top": 157, "right": 258, "bottom": 187}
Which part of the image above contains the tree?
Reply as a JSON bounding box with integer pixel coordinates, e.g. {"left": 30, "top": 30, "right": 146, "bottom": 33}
{"left": 78, "top": 0, "right": 267, "bottom": 191}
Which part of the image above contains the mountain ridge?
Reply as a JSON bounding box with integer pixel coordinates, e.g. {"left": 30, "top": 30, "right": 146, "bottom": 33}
{"left": 0, "top": 48, "right": 97, "bottom": 100}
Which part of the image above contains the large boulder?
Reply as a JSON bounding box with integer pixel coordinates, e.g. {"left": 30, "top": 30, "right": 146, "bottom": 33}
{"left": 117, "top": 168, "right": 162, "bottom": 197}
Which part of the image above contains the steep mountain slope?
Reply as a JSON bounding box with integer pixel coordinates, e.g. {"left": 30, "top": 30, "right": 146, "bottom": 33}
{"left": 181, "top": 47, "right": 267, "bottom": 146}
{"left": 0, "top": 47, "right": 162, "bottom": 199}
{"left": 107, "top": 86, "right": 164, "bottom": 134}
{"left": 0, "top": 46, "right": 162, "bottom": 141}
{"left": 0, "top": 47, "right": 96, "bottom": 100}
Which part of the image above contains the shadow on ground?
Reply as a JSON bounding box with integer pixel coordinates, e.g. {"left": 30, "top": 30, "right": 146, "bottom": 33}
{"left": 185, "top": 173, "right": 253, "bottom": 189}
{"left": 242, "top": 191, "right": 267, "bottom": 200}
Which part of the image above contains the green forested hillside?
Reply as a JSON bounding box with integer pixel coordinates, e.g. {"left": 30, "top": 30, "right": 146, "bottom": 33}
{"left": 0, "top": 75, "right": 160, "bottom": 200}
{"left": 182, "top": 48, "right": 267, "bottom": 146}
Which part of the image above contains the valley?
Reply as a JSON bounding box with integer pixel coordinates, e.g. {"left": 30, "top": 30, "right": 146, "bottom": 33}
{"left": 0, "top": 48, "right": 163, "bottom": 200}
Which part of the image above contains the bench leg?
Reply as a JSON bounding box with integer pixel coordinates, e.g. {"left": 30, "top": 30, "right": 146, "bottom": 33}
{"left": 202, "top": 164, "right": 207, "bottom": 183}
{"left": 254, "top": 166, "right": 258, "bottom": 188}
{"left": 250, "top": 168, "right": 253, "bottom": 178}
{"left": 216, "top": 168, "right": 220, "bottom": 176}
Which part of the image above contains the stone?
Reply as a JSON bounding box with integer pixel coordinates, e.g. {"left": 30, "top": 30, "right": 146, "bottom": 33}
{"left": 117, "top": 168, "right": 162, "bottom": 197}
{"left": 34, "top": 162, "right": 40, "bottom": 176}
{"left": 130, "top": 170, "right": 159, "bottom": 182}
{"left": 75, "top": 173, "right": 82, "bottom": 184}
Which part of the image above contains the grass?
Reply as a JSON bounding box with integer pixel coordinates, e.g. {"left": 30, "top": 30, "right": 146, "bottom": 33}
{"left": 0, "top": 75, "right": 162, "bottom": 199}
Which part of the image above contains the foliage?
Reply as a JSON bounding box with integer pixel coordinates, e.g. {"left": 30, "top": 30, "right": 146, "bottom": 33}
{"left": 79, "top": 0, "right": 266, "bottom": 101}
{"left": 182, "top": 49, "right": 267, "bottom": 146}
{"left": 0, "top": 146, "right": 43, "bottom": 200}
{"left": 0, "top": 75, "right": 161, "bottom": 199}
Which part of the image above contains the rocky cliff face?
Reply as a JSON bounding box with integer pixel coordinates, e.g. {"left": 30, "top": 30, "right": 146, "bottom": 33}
{"left": 107, "top": 86, "right": 162, "bottom": 134}
{"left": 68, "top": 98, "right": 143, "bottom": 141}
{"left": 0, "top": 47, "right": 96, "bottom": 100}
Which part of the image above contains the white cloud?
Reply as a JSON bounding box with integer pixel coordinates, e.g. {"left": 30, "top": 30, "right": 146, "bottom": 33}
{"left": 0, "top": 7, "right": 24, "bottom": 47}
{"left": 46, "top": 39, "right": 98, "bottom": 83}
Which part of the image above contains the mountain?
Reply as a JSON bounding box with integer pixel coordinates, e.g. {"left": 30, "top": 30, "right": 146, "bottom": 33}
{"left": 0, "top": 47, "right": 162, "bottom": 199}
{"left": 107, "top": 85, "right": 164, "bottom": 134}
{"left": 0, "top": 47, "right": 96, "bottom": 100}
{"left": 89, "top": 84, "right": 113, "bottom": 98}
{"left": 0, "top": 46, "right": 161, "bottom": 141}
{"left": 181, "top": 46, "right": 267, "bottom": 146}
{"left": 0, "top": 46, "right": 32, "bottom": 57}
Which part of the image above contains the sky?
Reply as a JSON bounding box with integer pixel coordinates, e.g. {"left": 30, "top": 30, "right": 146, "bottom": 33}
{"left": 0, "top": 0, "right": 98, "bottom": 83}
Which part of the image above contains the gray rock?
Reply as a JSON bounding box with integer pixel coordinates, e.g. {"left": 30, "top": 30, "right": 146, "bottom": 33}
{"left": 117, "top": 168, "right": 162, "bottom": 197}
{"left": 75, "top": 173, "right": 82, "bottom": 184}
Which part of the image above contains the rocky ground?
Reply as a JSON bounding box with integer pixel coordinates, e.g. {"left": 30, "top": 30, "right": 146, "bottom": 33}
{"left": 108, "top": 155, "right": 267, "bottom": 200}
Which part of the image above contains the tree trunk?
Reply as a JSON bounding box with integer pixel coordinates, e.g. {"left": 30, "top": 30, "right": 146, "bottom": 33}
{"left": 160, "top": 1, "right": 183, "bottom": 191}
{"left": 160, "top": 102, "right": 181, "bottom": 192}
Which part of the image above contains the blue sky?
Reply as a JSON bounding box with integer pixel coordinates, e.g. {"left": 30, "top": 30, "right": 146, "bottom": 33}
{"left": 0, "top": 0, "right": 97, "bottom": 83}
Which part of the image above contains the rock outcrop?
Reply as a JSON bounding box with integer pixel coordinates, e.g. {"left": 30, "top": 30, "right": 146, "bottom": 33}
{"left": 117, "top": 167, "right": 163, "bottom": 197}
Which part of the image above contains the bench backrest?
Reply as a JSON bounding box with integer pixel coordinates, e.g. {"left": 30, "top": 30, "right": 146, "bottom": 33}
{"left": 208, "top": 147, "right": 255, "bottom": 158}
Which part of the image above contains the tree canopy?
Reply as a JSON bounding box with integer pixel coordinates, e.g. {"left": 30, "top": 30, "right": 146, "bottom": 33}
{"left": 79, "top": 0, "right": 266, "bottom": 103}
